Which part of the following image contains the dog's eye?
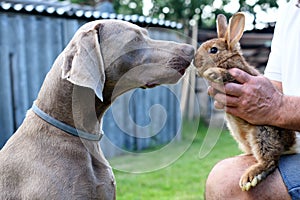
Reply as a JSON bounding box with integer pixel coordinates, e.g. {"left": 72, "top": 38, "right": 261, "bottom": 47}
{"left": 209, "top": 47, "right": 218, "bottom": 54}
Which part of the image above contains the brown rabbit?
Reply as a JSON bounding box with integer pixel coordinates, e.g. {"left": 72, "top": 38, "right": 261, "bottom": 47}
{"left": 194, "top": 12, "right": 297, "bottom": 191}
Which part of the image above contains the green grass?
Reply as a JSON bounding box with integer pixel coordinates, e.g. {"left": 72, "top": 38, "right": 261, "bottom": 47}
{"left": 109, "top": 119, "right": 241, "bottom": 200}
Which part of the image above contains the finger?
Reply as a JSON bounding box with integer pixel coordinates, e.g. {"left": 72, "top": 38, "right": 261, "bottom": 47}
{"left": 207, "top": 86, "right": 213, "bottom": 96}
{"left": 207, "top": 86, "right": 218, "bottom": 97}
{"left": 214, "top": 92, "right": 240, "bottom": 107}
{"left": 214, "top": 101, "right": 225, "bottom": 110}
{"left": 210, "top": 82, "right": 226, "bottom": 93}
{"left": 223, "top": 82, "right": 243, "bottom": 97}
{"left": 229, "top": 68, "right": 251, "bottom": 84}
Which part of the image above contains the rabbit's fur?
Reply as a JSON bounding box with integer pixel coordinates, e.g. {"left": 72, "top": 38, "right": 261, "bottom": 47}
{"left": 194, "top": 12, "right": 296, "bottom": 191}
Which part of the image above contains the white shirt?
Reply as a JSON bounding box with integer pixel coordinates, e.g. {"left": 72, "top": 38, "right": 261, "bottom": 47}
{"left": 264, "top": 0, "right": 300, "bottom": 96}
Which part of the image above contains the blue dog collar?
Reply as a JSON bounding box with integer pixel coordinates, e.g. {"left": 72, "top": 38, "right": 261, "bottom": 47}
{"left": 32, "top": 104, "right": 103, "bottom": 141}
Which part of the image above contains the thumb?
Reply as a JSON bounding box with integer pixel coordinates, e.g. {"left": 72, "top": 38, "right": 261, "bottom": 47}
{"left": 229, "top": 68, "right": 251, "bottom": 84}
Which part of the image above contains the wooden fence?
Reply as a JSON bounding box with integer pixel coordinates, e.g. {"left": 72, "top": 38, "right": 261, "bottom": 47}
{"left": 0, "top": 10, "right": 188, "bottom": 157}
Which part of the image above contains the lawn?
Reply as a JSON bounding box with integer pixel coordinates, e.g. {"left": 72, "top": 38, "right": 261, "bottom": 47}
{"left": 109, "top": 119, "right": 241, "bottom": 200}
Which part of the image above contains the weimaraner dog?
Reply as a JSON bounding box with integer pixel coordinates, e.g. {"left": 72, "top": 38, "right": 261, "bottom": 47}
{"left": 0, "top": 20, "right": 194, "bottom": 199}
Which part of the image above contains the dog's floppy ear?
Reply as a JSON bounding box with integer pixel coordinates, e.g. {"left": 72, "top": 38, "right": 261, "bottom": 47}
{"left": 62, "top": 24, "right": 105, "bottom": 101}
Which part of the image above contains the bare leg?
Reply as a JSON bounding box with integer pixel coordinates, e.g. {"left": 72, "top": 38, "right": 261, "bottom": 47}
{"left": 205, "top": 155, "right": 291, "bottom": 200}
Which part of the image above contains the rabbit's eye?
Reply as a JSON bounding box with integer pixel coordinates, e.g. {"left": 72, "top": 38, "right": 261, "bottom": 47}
{"left": 209, "top": 47, "right": 218, "bottom": 54}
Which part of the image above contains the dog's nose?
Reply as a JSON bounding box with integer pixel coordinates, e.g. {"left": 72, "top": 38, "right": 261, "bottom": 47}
{"left": 181, "top": 44, "right": 195, "bottom": 57}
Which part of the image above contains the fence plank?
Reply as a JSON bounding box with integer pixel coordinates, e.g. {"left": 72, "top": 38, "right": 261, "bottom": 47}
{"left": 0, "top": 13, "right": 14, "bottom": 146}
{"left": 8, "top": 15, "right": 28, "bottom": 127}
{"left": 25, "top": 16, "right": 40, "bottom": 105}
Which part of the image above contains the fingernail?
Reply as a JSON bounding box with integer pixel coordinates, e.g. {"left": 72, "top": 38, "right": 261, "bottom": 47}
{"left": 228, "top": 68, "right": 237, "bottom": 75}
{"left": 207, "top": 86, "right": 212, "bottom": 95}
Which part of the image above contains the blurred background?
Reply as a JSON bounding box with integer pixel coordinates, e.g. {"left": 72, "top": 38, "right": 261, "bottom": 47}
{"left": 0, "top": 0, "right": 288, "bottom": 198}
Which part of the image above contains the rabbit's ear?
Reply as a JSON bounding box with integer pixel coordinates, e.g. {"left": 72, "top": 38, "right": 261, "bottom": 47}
{"left": 226, "top": 12, "right": 245, "bottom": 50}
{"left": 217, "top": 14, "right": 227, "bottom": 38}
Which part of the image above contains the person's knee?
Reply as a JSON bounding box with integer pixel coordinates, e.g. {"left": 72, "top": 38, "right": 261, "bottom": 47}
{"left": 205, "top": 156, "right": 256, "bottom": 199}
{"left": 205, "top": 155, "right": 291, "bottom": 200}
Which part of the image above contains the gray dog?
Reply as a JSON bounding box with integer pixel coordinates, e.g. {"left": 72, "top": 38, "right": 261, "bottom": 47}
{"left": 0, "top": 20, "right": 194, "bottom": 199}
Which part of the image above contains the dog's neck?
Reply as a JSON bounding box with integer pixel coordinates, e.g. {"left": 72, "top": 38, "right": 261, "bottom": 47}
{"left": 34, "top": 64, "right": 112, "bottom": 136}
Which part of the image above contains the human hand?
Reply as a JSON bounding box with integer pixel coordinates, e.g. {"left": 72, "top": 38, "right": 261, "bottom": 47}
{"left": 207, "top": 68, "right": 283, "bottom": 125}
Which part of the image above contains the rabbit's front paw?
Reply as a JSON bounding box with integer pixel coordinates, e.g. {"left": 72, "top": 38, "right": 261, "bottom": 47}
{"left": 202, "top": 68, "right": 234, "bottom": 83}
{"left": 239, "top": 170, "right": 266, "bottom": 191}
{"left": 239, "top": 162, "right": 276, "bottom": 191}
{"left": 203, "top": 68, "right": 224, "bottom": 83}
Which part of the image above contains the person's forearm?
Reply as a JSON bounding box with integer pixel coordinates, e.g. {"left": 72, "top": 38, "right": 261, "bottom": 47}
{"left": 272, "top": 95, "right": 300, "bottom": 131}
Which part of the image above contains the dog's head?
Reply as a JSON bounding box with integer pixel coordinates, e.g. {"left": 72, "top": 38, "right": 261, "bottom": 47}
{"left": 62, "top": 20, "right": 194, "bottom": 101}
